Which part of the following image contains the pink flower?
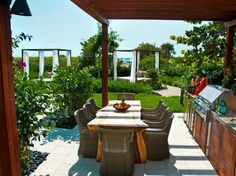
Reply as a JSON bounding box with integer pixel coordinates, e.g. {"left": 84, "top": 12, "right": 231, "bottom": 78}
{"left": 18, "top": 60, "right": 26, "bottom": 69}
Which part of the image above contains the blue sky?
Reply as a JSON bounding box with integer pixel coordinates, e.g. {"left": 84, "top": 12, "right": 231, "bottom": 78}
{"left": 11, "top": 0, "right": 194, "bottom": 57}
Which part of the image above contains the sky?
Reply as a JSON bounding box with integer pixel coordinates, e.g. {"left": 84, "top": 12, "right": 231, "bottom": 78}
{"left": 11, "top": 0, "right": 194, "bottom": 58}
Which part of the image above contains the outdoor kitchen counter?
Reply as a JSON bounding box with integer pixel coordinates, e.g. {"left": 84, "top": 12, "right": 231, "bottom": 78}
{"left": 211, "top": 111, "right": 236, "bottom": 135}
{"left": 208, "top": 111, "right": 236, "bottom": 176}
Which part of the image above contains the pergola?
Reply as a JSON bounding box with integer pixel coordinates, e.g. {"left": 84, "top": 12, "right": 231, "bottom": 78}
{"left": 113, "top": 49, "right": 160, "bottom": 82}
{"left": 22, "top": 48, "right": 71, "bottom": 79}
{"left": 1, "top": 0, "right": 236, "bottom": 175}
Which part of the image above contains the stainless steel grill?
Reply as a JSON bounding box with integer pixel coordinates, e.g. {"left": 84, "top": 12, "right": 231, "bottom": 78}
{"left": 193, "top": 85, "right": 231, "bottom": 122}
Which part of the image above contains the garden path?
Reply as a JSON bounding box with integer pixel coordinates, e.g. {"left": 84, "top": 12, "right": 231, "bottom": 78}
{"left": 153, "top": 85, "right": 181, "bottom": 97}
{"left": 30, "top": 113, "right": 217, "bottom": 176}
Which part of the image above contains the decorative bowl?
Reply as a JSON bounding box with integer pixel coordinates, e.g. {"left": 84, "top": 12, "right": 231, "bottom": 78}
{"left": 113, "top": 103, "right": 130, "bottom": 112}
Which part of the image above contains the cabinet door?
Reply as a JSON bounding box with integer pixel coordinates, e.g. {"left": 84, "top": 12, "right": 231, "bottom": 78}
{"left": 193, "top": 113, "right": 202, "bottom": 144}
{"left": 208, "top": 117, "right": 223, "bottom": 171}
{"left": 200, "top": 120, "right": 208, "bottom": 154}
{"left": 218, "top": 128, "right": 236, "bottom": 176}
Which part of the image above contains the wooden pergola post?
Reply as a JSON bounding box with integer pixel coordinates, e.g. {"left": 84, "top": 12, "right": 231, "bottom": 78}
{"left": 224, "top": 20, "right": 236, "bottom": 87}
{"left": 0, "top": 3, "right": 22, "bottom": 176}
{"left": 102, "top": 24, "right": 108, "bottom": 107}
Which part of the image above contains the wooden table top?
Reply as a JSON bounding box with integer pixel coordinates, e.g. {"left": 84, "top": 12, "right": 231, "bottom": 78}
{"left": 87, "top": 100, "right": 148, "bottom": 128}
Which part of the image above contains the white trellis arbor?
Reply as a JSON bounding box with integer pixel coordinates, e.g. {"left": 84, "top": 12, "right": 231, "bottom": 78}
{"left": 22, "top": 49, "right": 71, "bottom": 79}
{"left": 113, "top": 49, "right": 160, "bottom": 83}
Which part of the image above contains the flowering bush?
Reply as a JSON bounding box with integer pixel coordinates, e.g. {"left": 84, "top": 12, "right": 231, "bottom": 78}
{"left": 17, "top": 59, "right": 26, "bottom": 69}
{"left": 14, "top": 64, "right": 51, "bottom": 171}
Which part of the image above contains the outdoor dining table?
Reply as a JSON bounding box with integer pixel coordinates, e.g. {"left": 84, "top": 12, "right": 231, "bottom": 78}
{"left": 87, "top": 100, "right": 148, "bottom": 163}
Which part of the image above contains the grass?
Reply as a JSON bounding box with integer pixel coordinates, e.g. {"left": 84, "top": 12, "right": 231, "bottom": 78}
{"left": 93, "top": 93, "right": 185, "bottom": 112}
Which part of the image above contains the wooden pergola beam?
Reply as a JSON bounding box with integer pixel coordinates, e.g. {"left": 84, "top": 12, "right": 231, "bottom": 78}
{"left": 71, "top": 0, "right": 109, "bottom": 25}
{"left": 0, "top": 3, "right": 22, "bottom": 175}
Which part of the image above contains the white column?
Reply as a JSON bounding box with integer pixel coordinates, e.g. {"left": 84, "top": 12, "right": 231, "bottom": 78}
{"left": 52, "top": 50, "right": 59, "bottom": 73}
{"left": 130, "top": 51, "right": 137, "bottom": 83}
{"left": 23, "top": 50, "right": 29, "bottom": 77}
{"left": 113, "top": 51, "right": 118, "bottom": 80}
{"left": 137, "top": 51, "right": 140, "bottom": 71}
{"left": 39, "top": 51, "right": 44, "bottom": 77}
{"left": 66, "top": 51, "right": 71, "bottom": 66}
{"left": 155, "top": 52, "right": 160, "bottom": 69}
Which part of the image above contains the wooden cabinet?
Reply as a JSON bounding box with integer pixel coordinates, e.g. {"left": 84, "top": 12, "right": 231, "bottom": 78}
{"left": 200, "top": 119, "right": 208, "bottom": 154}
{"left": 208, "top": 117, "right": 236, "bottom": 176}
{"left": 193, "top": 113, "right": 201, "bottom": 143}
{"left": 208, "top": 117, "right": 224, "bottom": 170}
{"left": 193, "top": 112, "right": 208, "bottom": 154}
{"left": 218, "top": 127, "right": 236, "bottom": 176}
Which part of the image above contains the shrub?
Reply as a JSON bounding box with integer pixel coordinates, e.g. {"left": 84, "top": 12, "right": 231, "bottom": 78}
{"left": 52, "top": 66, "right": 93, "bottom": 119}
{"left": 160, "top": 76, "right": 183, "bottom": 87}
{"left": 117, "top": 64, "right": 131, "bottom": 76}
{"left": 92, "top": 79, "right": 152, "bottom": 94}
{"left": 147, "top": 68, "right": 162, "bottom": 90}
{"left": 160, "top": 66, "right": 186, "bottom": 77}
{"left": 139, "top": 56, "right": 155, "bottom": 70}
{"left": 14, "top": 65, "right": 51, "bottom": 172}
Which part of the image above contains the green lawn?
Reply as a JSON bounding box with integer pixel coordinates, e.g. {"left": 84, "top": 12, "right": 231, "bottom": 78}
{"left": 93, "top": 93, "right": 185, "bottom": 112}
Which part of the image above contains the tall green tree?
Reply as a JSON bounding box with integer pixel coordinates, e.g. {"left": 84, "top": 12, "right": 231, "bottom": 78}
{"left": 136, "top": 42, "right": 160, "bottom": 58}
{"left": 80, "top": 24, "right": 123, "bottom": 76}
{"left": 160, "top": 43, "right": 175, "bottom": 58}
{"left": 170, "top": 21, "right": 227, "bottom": 84}
{"left": 170, "top": 21, "right": 226, "bottom": 66}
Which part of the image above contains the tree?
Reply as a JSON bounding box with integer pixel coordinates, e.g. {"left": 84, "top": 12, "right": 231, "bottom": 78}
{"left": 135, "top": 42, "right": 160, "bottom": 58}
{"left": 170, "top": 21, "right": 227, "bottom": 85}
{"left": 135, "top": 42, "right": 160, "bottom": 70}
{"left": 80, "top": 24, "right": 123, "bottom": 76}
{"left": 170, "top": 21, "right": 226, "bottom": 66}
{"left": 160, "top": 43, "right": 175, "bottom": 58}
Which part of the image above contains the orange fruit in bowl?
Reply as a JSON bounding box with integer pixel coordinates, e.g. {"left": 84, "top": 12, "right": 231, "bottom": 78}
{"left": 113, "top": 103, "right": 130, "bottom": 111}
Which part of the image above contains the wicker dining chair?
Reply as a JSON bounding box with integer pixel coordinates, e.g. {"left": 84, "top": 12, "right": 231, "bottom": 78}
{"left": 99, "top": 128, "right": 135, "bottom": 176}
{"left": 83, "top": 103, "right": 96, "bottom": 120}
{"left": 142, "top": 108, "right": 169, "bottom": 128}
{"left": 143, "top": 111, "right": 174, "bottom": 161}
{"left": 141, "top": 100, "right": 164, "bottom": 114}
{"left": 74, "top": 108, "right": 98, "bottom": 158}
{"left": 141, "top": 105, "right": 168, "bottom": 121}
{"left": 117, "top": 93, "right": 135, "bottom": 100}
{"left": 87, "top": 98, "right": 100, "bottom": 111}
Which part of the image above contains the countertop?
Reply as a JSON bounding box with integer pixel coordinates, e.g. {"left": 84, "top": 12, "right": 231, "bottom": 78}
{"left": 211, "top": 111, "right": 236, "bottom": 136}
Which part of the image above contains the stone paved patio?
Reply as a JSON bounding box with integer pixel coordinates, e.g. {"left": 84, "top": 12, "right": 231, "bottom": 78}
{"left": 31, "top": 113, "right": 217, "bottom": 176}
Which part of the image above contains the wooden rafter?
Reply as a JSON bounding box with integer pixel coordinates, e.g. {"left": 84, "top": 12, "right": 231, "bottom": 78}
{"left": 71, "top": 0, "right": 109, "bottom": 25}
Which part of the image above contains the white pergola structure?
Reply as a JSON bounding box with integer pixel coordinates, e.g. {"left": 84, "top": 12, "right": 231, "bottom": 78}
{"left": 22, "top": 49, "right": 71, "bottom": 79}
{"left": 113, "top": 49, "right": 160, "bottom": 82}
